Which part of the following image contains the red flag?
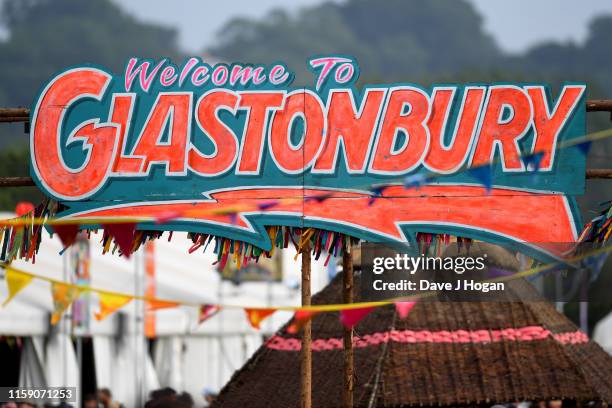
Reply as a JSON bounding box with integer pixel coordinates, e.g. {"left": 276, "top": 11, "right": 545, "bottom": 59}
{"left": 339, "top": 306, "right": 375, "bottom": 329}
{"left": 103, "top": 223, "right": 137, "bottom": 257}
{"left": 394, "top": 301, "right": 416, "bottom": 319}
{"left": 287, "top": 310, "right": 318, "bottom": 334}
{"left": 52, "top": 224, "right": 80, "bottom": 248}
{"left": 198, "top": 304, "right": 219, "bottom": 324}
{"left": 245, "top": 308, "right": 276, "bottom": 329}
{"left": 15, "top": 201, "right": 35, "bottom": 216}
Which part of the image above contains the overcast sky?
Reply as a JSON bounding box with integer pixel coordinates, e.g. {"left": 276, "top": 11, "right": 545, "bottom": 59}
{"left": 116, "top": 0, "right": 612, "bottom": 54}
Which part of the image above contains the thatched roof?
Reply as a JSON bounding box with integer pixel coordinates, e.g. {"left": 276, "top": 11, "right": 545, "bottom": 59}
{"left": 214, "top": 260, "right": 612, "bottom": 407}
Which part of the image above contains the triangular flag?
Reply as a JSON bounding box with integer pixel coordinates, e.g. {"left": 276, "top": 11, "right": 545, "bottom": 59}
{"left": 50, "top": 282, "right": 81, "bottom": 325}
{"left": 582, "top": 252, "right": 610, "bottom": 282}
{"left": 51, "top": 224, "right": 80, "bottom": 248}
{"left": 403, "top": 173, "right": 427, "bottom": 190}
{"left": 522, "top": 151, "right": 544, "bottom": 172}
{"left": 257, "top": 201, "right": 279, "bottom": 211}
{"left": 103, "top": 223, "right": 137, "bottom": 258}
{"left": 147, "top": 299, "right": 180, "bottom": 311}
{"left": 394, "top": 301, "right": 416, "bottom": 319}
{"left": 155, "top": 211, "right": 182, "bottom": 224}
{"left": 15, "top": 201, "right": 35, "bottom": 216}
{"left": 3, "top": 268, "right": 33, "bottom": 306}
{"left": 198, "top": 304, "right": 220, "bottom": 324}
{"left": 245, "top": 308, "right": 276, "bottom": 329}
{"left": 287, "top": 310, "right": 318, "bottom": 334}
{"left": 468, "top": 164, "right": 493, "bottom": 193}
{"left": 368, "top": 186, "right": 387, "bottom": 206}
{"left": 95, "top": 292, "right": 133, "bottom": 321}
{"left": 576, "top": 140, "right": 592, "bottom": 155}
{"left": 339, "top": 306, "right": 375, "bottom": 329}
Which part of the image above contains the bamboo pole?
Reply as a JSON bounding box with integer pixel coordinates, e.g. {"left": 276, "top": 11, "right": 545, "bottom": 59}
{"left": 342, "top": 239, "right": 354, "bottom": 408}
{"left": 301, "top": 241, "right": 312, "bottom": 408}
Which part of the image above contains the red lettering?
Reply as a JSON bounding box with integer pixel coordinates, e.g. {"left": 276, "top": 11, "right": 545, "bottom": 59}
{"left": 471, "top": 86, "right": 532, "bottom": 171}
{"left": 313, "top": 89, "right": 385, "bottom": 173}
{"left": 236, "top": 92, "right": 284, "bottom": 174}
{"left": 425, "top": 87, "right": 485, "bottom": 173}
{"left": 269, "top": 91, "right": 325, "bottom": 173}
{"left": 189, "top": 90, "right": 239, "bottom": 176}
{"left": 528, "top": 85, "right": 585, "bottom": 170}
{"left": 131, "top": 93, "right": 192, "bottom": 175}
{"left": 110, "top": 94, "right": 143, "bottom": 174}
{"left": 369, "top": 88, "right": 430, "bottom": 174}
{"left": 32, "top": 68, "right": 118, "bottom": 199}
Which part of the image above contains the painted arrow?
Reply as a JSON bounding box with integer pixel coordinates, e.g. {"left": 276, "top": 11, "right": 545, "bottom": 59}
{"left": 61, "top": 185, "right": 579, "bottom": 260}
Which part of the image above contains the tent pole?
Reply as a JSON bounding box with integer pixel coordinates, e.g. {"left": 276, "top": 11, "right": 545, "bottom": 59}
{"left": 342, "top": 238, "right": 354, "bottom": 408}
{"left": 300, "top": 242, "right": 312, "bottom": 408}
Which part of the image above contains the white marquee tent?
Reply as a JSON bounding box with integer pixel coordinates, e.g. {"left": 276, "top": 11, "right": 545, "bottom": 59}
{"left": 0, "top": 216, "right": 332, "bottom": 406}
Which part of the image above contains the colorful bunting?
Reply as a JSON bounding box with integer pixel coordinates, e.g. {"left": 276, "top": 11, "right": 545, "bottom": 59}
{"left": 394, "top": 301, "right": 416, "bottom": 319}
{"left": 2, "top": 268, "right": 33, "bottom": 306}
{"left": 95, "top": 292, "right": 132, "bottom": 321}
{"left": 339, "top": 306, "right": 375, "bottom": 329}
{"left": 467, "top": 164, "right": 493, "bottom": 193}
{"left": 245, "top": 308, "right": 276, "bottom": 329}
{"left": 50, "top": 282, "right": 81, "bottom": 325}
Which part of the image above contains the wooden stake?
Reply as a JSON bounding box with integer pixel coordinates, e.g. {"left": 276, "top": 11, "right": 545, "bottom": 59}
{"left": 342, "top": 238, "right": 354, "bottom": 408}
{"left": 301, "top": 242, "right": 312, "bottom": 408}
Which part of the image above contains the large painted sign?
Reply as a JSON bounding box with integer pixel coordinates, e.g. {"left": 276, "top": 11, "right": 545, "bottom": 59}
{"left": 30, "top": 56, "right": 586, "bottom": 258}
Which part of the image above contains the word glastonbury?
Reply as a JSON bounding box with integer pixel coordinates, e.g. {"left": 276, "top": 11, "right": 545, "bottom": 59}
{"left": 31, "top": 56, "right": 586, "bottom": 200}
{"left": 29, "top": 55, "right": 587, "bottom": 258}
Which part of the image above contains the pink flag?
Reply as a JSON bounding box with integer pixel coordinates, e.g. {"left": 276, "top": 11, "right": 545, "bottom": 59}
{"left": 339, "top": 306, "right": 375, "bottom": 329}
{"left": 395, "top": 301, "right": 416, "bottom": 319}
{"left": 155, "top": 211, "right": 182, "bottom": 224}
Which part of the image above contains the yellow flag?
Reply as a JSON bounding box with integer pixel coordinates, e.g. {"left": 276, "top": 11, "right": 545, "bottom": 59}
{"left": 3, "top": 268, "right": 33, "bottom": 306}
{"left": 50, "top": 282, "right": 81, "bottom": 325}
{"left": 95, "top": 292, "right": 132, "bottom": 321}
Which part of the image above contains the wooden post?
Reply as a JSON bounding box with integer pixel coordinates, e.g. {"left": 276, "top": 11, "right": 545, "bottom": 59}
{"left": 342, "top": 239, "right": 354, "bottom": 408}
{"left": 301, "top": 242, "right": 312, "bottom": 408}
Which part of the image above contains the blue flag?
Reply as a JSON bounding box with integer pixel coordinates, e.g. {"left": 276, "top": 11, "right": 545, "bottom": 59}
{"left": 468, "top": 165, "right": 493, "bottom": 193}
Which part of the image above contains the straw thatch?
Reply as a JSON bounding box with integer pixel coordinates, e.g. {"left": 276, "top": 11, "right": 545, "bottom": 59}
{"left": 214, "top": 248, "right": 612, "bottom": 407}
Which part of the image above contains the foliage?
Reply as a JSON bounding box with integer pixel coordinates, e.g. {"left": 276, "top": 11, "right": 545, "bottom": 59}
{"left": 0, "top": 0, "right": 180, "bottom": 108}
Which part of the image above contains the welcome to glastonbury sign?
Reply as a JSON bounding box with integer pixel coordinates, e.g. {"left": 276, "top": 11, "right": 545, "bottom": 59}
{"left": 29, "top": 55, "right": 586, "bottom": 258}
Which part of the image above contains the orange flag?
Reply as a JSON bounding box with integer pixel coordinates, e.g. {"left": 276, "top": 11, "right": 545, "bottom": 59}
{"left": 95, "top": 292, "right": 132, "bottom": 321}
{"left": 3, "top": 268, "right": 33, "bottom": 306}
{"left": 245, "top": 308, "right": 276, "bottom": 329}
{"left": 147, "top": 299, "right": 179, "bottom": 311}
{"left": 50, "top": 282, "right": 81, "bottom": 325}
{"left": 287, "top": 310, "right": 319, "bottom": 334}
